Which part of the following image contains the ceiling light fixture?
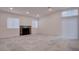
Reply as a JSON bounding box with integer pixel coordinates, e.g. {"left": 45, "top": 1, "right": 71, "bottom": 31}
{"left": 10, "top": 8, "right": 13, "bottom": 10}
{"left": 36, "top": 14, "right": 40, "bottom": 18}
{"left": 48, "top": 7, "right": 52, "bottom": 11}
{"left": 26, "top": 11, "right": 30, "bottom": 14}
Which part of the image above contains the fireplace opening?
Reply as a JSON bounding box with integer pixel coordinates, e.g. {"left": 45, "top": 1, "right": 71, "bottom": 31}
{"left": 20, "top": 26, "right": 31, "bottom": 35}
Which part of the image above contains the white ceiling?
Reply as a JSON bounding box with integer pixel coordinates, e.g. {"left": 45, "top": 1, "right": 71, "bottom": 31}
{"left": 0, "top": 7, "right": 73, "bottom": 18}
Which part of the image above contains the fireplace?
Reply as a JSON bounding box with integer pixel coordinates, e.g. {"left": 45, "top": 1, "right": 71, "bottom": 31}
{"left": 20, "top": 26, "right": 31, "bottom": 35}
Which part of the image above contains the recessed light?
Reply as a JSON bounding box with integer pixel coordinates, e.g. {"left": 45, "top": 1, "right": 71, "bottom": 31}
{"left": 26, "top": 11, "right": 30, "bottom": 14}
{"left": 36, "top": 14, "right": 40, "bottom": 17}
{"left": 48, "top": 7, "right": 52, "bottom": 11}
{"left": 10, "top": 8, "right": 13, "bottom": 10}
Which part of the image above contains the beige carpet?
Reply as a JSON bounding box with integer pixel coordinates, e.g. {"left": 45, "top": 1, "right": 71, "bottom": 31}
{"left": 0, "top": 34, "right": 79, "bottom": 51}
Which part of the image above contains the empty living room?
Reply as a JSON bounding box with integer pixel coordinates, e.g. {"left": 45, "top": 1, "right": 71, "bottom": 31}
{"left": 0, "top": 7, "right": 79, "bottom": 51}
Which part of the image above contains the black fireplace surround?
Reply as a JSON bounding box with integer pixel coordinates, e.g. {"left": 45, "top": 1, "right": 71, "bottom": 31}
{"left": 20, "top": 26, "right": 31, "bottom": 35}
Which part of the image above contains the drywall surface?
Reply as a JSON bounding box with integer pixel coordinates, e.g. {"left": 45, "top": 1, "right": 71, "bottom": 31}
{"left": 39, "top": 12, "right": 62, "bottom": 36}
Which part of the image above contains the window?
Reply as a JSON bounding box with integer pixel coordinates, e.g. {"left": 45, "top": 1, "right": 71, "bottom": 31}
{"left": 62, "top": 18, "right": 78, "bottom": 39}
{"left": 61, "top": 9, "right": 78, "bottom": 17}
{"left": 7, "top": 18, "right": 19, "bottom": 28}
{"left": 32, "top": 20, "right": 38, "bottom": 28}
{"left": 61, "top": 9, "right": 78, "bottom": 39}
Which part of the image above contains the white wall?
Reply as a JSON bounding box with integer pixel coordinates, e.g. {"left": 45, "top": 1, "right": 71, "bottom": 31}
{"left": 0, "top": 12, "right": 34, "bottom": 38}
{"left": 20, "top": 17, "right": 38, "bottom": 34}
{"left": 20, "top": 16, "right": 32, "bottom": 26}
{"left": 0, "top": 8, "right": 78, "bottom": 39}
{"left": 78, "top": 8, "right": 79, "bottom": 39}
{"left": 38, "top": 12, "right": 61, "bottom": 36}
{"left": 0, "top": 11, "right": 39, "bottom": 38}
{"left": 78, "top": 17, "right": 79, "bottom": 39}
{"left": 0, "top": 11, "right": 61, "bottom": 38}
{"left": 38, "top": 9, "right": 78, "bottom": 39}
{"left": 0, "top": 12, "right": 20, "bottom": 38}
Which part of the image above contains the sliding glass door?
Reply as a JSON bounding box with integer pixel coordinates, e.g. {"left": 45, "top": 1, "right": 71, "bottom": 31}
{"left": 62, "top": 18, "right": 78, "bottom": 39}
{"left": 61, "top": 9, "right": 78, "bottom": 39}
